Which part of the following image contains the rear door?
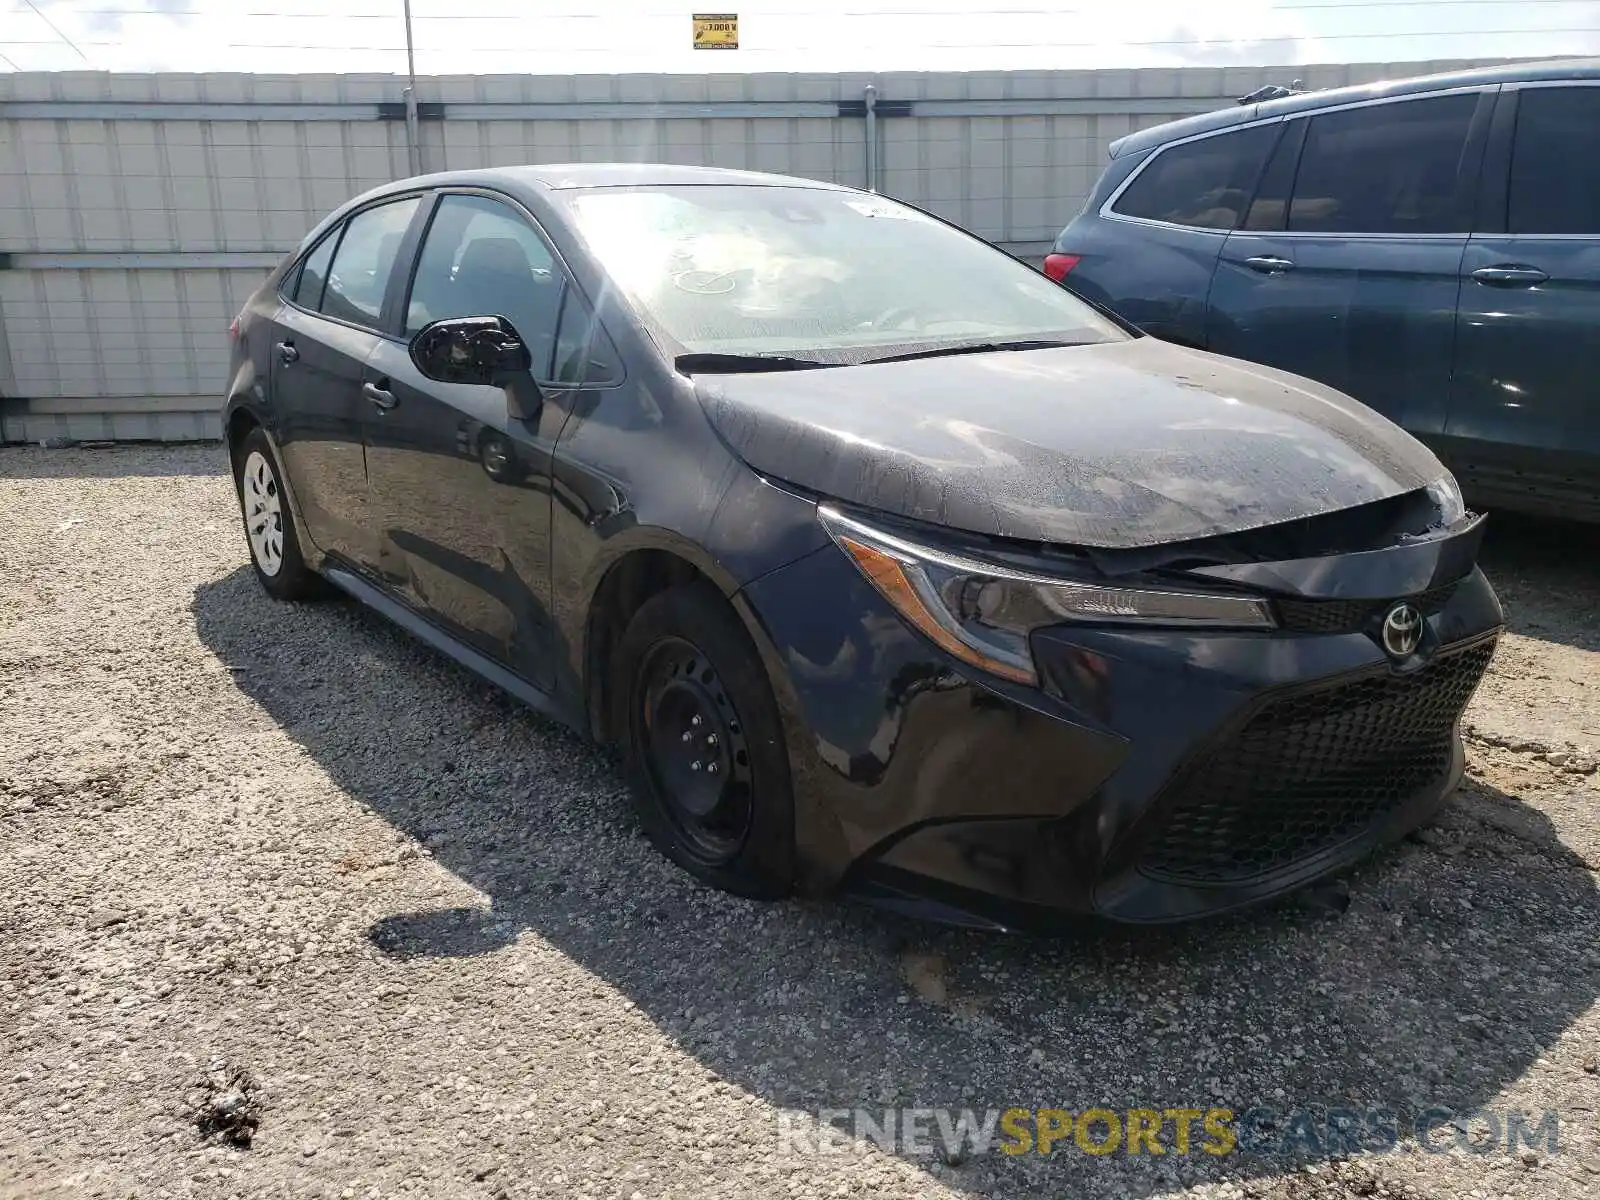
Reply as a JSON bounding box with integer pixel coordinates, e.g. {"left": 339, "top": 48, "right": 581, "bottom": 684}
{"left": 1207, "top": 88, "right": 1494, "bottom": 435}
{"left": 1444, "top": 82, "right": 1600, "bottom": 517}
{"left": 270, "top": 195, "right": 421, "bottom": 568}
{"left": 1075, "top": 121, "right": 1281, "bottom": 347}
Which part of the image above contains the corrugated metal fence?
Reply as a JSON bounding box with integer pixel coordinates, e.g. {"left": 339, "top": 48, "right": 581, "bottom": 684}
{"left": 0, "top": 59, "right": 1504, "bottom": 443}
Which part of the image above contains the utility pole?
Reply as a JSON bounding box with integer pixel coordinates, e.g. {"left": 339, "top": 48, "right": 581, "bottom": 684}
{"left": 402, "top": 0, "right": 421, "bottom": 176}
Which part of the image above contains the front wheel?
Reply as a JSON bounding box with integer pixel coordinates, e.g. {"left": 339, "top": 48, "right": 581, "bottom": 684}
{"left": 613, "top": 581, "right": 795, "bottom": 898}
{"left": 233, "top": 427, "right": 328, "bottom": 601}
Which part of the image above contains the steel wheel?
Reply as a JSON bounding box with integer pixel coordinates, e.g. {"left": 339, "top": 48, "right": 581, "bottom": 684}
{"left": 637, "top": 635, "right": 755, "bottom": 866}
{"left": 241, "top": 449, "right": 284, "bottom": 577}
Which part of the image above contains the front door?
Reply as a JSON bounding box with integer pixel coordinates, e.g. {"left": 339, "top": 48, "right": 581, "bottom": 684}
{"left": 1444, "top": 83, "right": 1600, "bottom": 517}
{"left": 1207, "top": 90, "right": 1492, "bottom": 437}
{"left": 363, "top": 192, "right": 574, "bottom": 688}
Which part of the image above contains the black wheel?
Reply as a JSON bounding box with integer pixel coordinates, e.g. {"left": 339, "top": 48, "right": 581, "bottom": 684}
{"left": 233, "top": 427, "right": 329, "bottom": 601}
{"left": 614, "top": 581, "right": 795, "bottom": 898}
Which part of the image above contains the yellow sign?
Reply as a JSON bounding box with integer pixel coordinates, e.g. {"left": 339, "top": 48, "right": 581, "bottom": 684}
{"left": 693, "top": 13, "right": 738, "bottom": 49}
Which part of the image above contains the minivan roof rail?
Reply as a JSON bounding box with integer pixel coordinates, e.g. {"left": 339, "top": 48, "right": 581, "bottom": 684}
{"left": 1237, "top": 79, "right": 1307, "bottom": 105}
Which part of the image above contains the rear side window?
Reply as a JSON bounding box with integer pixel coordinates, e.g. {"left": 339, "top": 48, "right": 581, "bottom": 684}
{"left": 320, "top": 197, "right": 420, "bottom": 328}
{"left": 1111, "top": 124, "right": 1278, "bottom": 230}
{"left": 1288, "top": 94, "right": 1478, "bottom": 234}
{"left": 1508, "top": 87, "right": 1600, "bottom": 235}
{"left": 291, "top": 232, "right": 337, "bottom": 309}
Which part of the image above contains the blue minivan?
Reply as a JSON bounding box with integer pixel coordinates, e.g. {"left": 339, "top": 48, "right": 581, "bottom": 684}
{"left": 1050, "top": 59, "right": 1600, "bottom": 522}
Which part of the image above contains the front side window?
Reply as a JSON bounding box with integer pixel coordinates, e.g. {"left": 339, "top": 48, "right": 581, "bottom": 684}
{"left": 1111, "top": 124, "right": 1279, "bottom": 231}
{"left": 551, "top": 291, "right": 623, "bottom": 385}
{"left": 1288, "top": 94, "right": 1478, "bottom": 234}
{"left": 565, "top": 185, "right": 1126, "bottom": 358}
{"left": 320, "top": 197, "right": 420, "bottom": 328}
{"left": 1508, "top": 87, "right": 1600, "bottom": 236}
{"left": 405, "top": 194, "right": 564, "bottom": 377}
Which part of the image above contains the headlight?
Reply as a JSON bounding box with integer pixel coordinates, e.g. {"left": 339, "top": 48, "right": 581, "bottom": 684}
{"left": 1425, "top": 473, "right": 1467, "bottom": 526}
{"left": 818, "top": 507, "right": 1276, "bottom": 686}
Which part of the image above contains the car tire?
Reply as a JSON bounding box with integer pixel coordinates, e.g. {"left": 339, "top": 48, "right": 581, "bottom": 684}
{"left": 614, "top": 580, "right": 795, "bottom": 899}
{"left": 233, "top": 427, "right": 329, "bottom": 602}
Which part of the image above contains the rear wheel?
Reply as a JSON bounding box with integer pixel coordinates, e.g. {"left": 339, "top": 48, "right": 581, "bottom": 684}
{"left": 614, "top": 581, "right": 795, "bottom": 898}
{"left": 233, "top": 427, "right": 328, "bottom": 601}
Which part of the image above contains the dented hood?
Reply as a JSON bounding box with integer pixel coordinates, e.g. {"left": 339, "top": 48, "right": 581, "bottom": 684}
{"left": 694, "top": 338, "right": 1447, "bottom": 549}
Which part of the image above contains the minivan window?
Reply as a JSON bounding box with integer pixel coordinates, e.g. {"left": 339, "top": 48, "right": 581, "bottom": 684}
{"left": 291, "top": 230, "right": 338, "bottom": 310}
{"left": 1111, "top": 124, "right": 1278, "bottom": 231}
{"left": 1241, "top": 120, "right": 1306, "bottom": 231}
{"left": 1508, "top": 87, "right": 1600, "bottom": 236}
{"left": 320, "top": 197, "right": 420, "bottom": 328}
{"left": 566, "top": 185, "right": 1125, "bottom": 357}
{"left": 1288, "top": 94, "right": 1478, "bottom": 234}
{"left": 405, "top": 194, "right": 563, "bottom": 376}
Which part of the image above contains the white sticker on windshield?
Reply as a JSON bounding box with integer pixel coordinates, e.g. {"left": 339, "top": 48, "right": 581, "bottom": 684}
{"left": 844, "top": 199, "right": 922, "bottom": 220}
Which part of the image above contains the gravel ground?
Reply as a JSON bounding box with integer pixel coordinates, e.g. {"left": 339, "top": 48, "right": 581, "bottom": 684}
{"left": 2, "top": 442, "right": 1597, "bottom": 1200}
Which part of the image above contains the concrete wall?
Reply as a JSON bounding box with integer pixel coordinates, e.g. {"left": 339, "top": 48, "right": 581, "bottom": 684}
{"left": 0, "top": 60, "right": 1508, "bottom": 443}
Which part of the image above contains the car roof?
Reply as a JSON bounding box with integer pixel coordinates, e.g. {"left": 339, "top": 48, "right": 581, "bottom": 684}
{"left": 389, "top": 163, "right": 858, "bottom": 192}
{"left": 1110, "top": 57, "right": 1600, "bottom": 159}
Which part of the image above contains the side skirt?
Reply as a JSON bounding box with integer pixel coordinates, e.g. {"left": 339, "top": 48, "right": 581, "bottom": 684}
{"left": 321, "top": 564, "right": 588, "bottom": 737}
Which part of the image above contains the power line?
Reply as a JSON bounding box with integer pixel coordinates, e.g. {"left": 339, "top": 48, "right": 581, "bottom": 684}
{"left": 0, "top": 48, "right": 19, "bottom": 70}
{"left": 36, "top": 0, "right": 1600, "bottom": 16}
{"left": 3, "top": 24, "right": 1591, "bottom": 52}
{"left": 20, "top": 0, "right": 94, "bottom": 65}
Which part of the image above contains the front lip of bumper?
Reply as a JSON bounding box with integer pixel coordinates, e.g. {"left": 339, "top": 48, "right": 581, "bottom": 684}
{"left": 847, "top": 734, "right": 1467, "bottom": 933}
{"left": 737, "top": 534, "right": 1504, "bottom": 929}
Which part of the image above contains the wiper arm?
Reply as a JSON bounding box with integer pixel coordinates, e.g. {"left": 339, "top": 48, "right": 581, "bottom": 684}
{"left": 675, "top": 352, "right": 837, "bottom": 374}
{"left": 862, "top": 339, "right": 1082, "bottom": 365}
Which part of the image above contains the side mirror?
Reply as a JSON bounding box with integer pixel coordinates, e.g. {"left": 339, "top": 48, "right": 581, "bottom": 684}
{"left": 409, "top": 315, "right": 543, "bottom": 421}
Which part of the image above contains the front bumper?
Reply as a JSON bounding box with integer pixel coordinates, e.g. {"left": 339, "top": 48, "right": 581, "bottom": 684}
{"left": 738, "top": 540, "right": 1503, "bottom": 930}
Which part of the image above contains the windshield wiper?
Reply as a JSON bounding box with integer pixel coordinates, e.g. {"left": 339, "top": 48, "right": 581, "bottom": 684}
{"left": 862, "top": 339, "right": 1083, "bottom": 365}
{"left": 675, "top": 352, "right": 838, "bottom": 374}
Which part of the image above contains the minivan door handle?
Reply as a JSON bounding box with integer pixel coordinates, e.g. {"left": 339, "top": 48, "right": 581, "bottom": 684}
{"left": 1470, "top": 265, "right": 1549, "bottom": 287}
{"left": 275, "top": 341, "right": 299, "bottom": 365}
{"left": 362, "top": 381, "right": 398, "bottom": 411}
{"left": 1243, "top": 255, "right": 1296, "bottom": 275}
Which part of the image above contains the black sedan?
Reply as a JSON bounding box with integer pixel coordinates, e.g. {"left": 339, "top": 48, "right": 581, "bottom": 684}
{"left": 223, "top": 164, "right": 1502, "bottom": 929}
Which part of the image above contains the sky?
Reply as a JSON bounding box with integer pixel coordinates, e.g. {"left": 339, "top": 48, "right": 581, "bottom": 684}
{"left": 0, "top": 0, "right": 1595, "bottom": 74}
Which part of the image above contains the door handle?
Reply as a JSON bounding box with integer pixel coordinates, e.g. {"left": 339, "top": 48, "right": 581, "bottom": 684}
{"left": 275, "top": 341, "right": 299, "bottom": 365}
{"left": 1243, "top": 255, "right": 1296, "bottom": 275}
{"left": 1470, "top": 265, "right": 1548, "bottom": 287}
{"left": 362, "top": 381, "right": 398, "bottom": 411}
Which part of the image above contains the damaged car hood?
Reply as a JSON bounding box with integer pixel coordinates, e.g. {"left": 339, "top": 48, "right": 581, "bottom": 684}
{"left": 694, "top": 338, "right": 1448, "bottom": 549}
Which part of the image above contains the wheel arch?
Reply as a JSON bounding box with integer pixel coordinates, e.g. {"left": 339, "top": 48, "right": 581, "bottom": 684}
{"left": 223, "top": 400, "right": 321, "bottom": 570}
{"left": 580, "top": 533, "right": 746, "bottom": 745}
{"left": 224, "top": 403, "right": 261, "bottom": 465}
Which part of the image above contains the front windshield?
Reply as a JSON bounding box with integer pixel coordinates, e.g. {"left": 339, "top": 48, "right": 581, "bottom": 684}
{"left": 564, "top": 184, "right": 1127, "bottom": 358}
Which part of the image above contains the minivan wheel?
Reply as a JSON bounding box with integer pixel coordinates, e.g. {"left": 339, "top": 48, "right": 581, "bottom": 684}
{"left": 233, "top": 428, "right": 328, "bottom": 601}
{"left": 614, "top": 581, "right": 795, "bottom": 898}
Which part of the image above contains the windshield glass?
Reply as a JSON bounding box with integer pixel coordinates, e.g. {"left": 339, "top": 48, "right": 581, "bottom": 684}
{"left": 564, "top": 185, "right": 1127, "bottom": 358}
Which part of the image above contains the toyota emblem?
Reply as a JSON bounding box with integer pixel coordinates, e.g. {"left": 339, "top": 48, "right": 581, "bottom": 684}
{"left": 1381, "top": 602, "right": 1424, "bottom": 659}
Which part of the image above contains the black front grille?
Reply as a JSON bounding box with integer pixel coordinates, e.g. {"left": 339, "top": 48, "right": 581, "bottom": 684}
{"left": 1138, "top": 638, "right": 1497, "bottom": 886}
{"left": 1275, "top": 582, "right": 1459, "bottom": 635}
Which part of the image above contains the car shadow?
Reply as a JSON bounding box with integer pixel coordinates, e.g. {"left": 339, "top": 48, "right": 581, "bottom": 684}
{"left": 191, "top": 566, "right": 1600, "bottom": 1196}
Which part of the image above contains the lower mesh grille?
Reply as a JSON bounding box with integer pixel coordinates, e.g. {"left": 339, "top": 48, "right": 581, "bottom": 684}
{"left": 1138, "top": 638, "right": 1497, "bottom": 886}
